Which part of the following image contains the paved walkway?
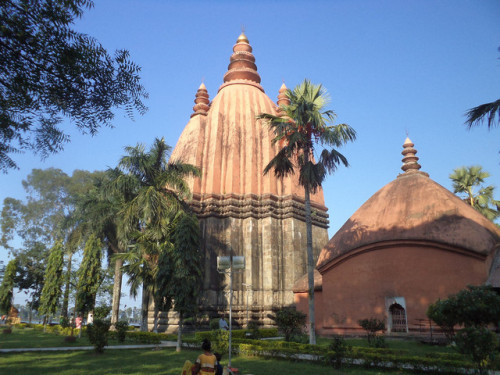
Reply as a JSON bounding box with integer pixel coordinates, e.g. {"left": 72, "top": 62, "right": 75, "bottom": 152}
{"left": 0, "top": 341, "right": 179, "bottom": 353}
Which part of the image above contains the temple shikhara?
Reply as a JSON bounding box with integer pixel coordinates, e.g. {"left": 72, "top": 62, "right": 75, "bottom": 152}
{"left": 167, "top": 32, "right": 329, "bottom": 328}
{"left": 160, "top": 33, "right": 500, "bottom": 334}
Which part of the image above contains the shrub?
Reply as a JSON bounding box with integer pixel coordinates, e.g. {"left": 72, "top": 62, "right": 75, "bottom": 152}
{"left": 247, "top": 320, "right": 260, "bottom": 339}
{"left": 212, "top": 329, "right": 230, "bottom": 354}
{"left": 209, "top": 318, "right": 220, "bottom": 331}
{"left": 455, "top": 326, "right": 497, "bottom": 375}
{"left": 86, "top": 319, "right": 111, "bottom": 353}
{"left": 327, "top": 334, "right": 351, "bottom": 369}
{"left": 358, "top": 318, "right": 385, "bottom": 347}
{"left": 115, "top": 321, "right": 128, "bottom": 343}
{"left": 59, "top": 316, "right": 70, "bottom": 328}
{"left": 272, "top": 307, "right": 306, "bottom": 341}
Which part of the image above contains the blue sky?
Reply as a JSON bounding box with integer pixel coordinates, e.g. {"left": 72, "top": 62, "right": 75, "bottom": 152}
{"left": 1, "top": 0, "right": 499, "bottom": 307}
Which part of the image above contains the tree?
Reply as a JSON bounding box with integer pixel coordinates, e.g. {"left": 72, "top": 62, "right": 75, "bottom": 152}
{"left": 257, "top": 80, "right": 356, "bottom": 344}
{"left": 0, "top": 258, "right": 18, "bottom": 315}
{"left": 427, "top": 286, "right": 500, "bottom": 373}
{"left": 75, "top": 234, "right": 103, "bottom": 322}
{"left": 111, "top": 137, "right": 200, "bottom": 331}
{"left": 38, "top": 241, "right": 64, "bottom": 330}
{"left": 71, "top": 171, "right": 126, "bottom": 327}
{"left": 450, "top": 166, "right": 500, "bottom": 221}
{"left": 358, "top": 318, "right": 386, "bottom": 347}
{"left": 1, "top": 168, "right": 100, "bottom": 315}
{"left": 160, "top": 211, "right": 202, "bottom": 351}
{"left": 272, "top": 306, "right": 306, "bottom": 342}
{"left": 0, "top": 0, "right": 148, "bottom": 172}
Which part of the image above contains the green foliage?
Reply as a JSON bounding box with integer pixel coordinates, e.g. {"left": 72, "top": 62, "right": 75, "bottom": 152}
{"left": 247, "top": 320, "right": 261, "bottom": 339}
{"left": 210, "top": 318, "right": 220, "bottom": 331}
{"left": 427, "top": 285, "right": 500, "bottom": 333}
{"left": 114, "top": 321, "right": 128, "bottom": 343}
{"left": 427, "top": 298, "right": 458, "bottom": 342}
{"left": 455, "top": 327, "right": 498, "bottom": 374}
{"left": 112, "top": 138, "right": 200, "bottom": 331}
{"left": 327, "top": 334, "right": 352, "bottom": 369}
{"left": 86, "top": 318, "right": 111, "bottom": 353}
{"left": 450, "top": 166, "right": 500, "bottom": 221}
{"left": 258, "top": 80, "right": 356, "bottom": 344}
{"left": 76, "top": 234, "right": 103, "bottom": 316}
{"left": 38, "top": 241, "right": 64, "bottom": 317}
{"left": 358, "top": 318, "right": 386, "bottom": 347}
{"left": 0, "top": 0, "right": 148, "bottom": 171}
{"left": 1, "top": 168, "right": 101, "bottom": 314}
{"left": 272, "top": 307, "right": 306, "bottom": 341}
{"left": 0, "top": 258, "right": 18, "bottom": 314}
{"left": 94, "top": 305, "right": 111, "bottom": 320}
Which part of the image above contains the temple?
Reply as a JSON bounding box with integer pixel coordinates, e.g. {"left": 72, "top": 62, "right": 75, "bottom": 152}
{"left": 294, "top": 138, "right": 500, "bottom": 334}
{"left": 166, "top": 33, "right": 329, "bottom": 328}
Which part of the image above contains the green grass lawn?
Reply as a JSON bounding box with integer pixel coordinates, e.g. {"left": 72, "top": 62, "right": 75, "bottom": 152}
{"left": 0, "top": 347, "right": 423, "bottom": 375}
{"left": 0, "top": 327, "right": 479, "bottom": 374}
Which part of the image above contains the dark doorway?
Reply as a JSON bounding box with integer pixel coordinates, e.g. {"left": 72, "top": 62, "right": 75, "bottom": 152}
{"left": 389, "top": 303, "right": 407, "bottom": 332}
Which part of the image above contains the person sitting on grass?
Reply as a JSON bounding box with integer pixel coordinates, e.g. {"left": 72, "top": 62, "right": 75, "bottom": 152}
{"left": 193, "top": 338, "right": 217, "bottom": 375}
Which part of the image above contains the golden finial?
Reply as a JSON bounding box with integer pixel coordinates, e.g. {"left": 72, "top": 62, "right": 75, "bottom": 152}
{"left": 237, "top": 29, "right": 249, "bottom": 44}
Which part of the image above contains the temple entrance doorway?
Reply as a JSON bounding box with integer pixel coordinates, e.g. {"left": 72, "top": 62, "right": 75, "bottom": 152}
{"left": 389, "top": 303, "right": 407, "bottom": 332}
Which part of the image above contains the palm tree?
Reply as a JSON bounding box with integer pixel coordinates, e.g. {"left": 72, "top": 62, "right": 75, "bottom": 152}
{"left": 111, "top": 137, "right": 200, "bottom": 331}
{"left": 71, "top": 172, "right": 127, "bottom": 328}
{"left": 257, "top": 80, "right": 356, "bottom": 344}
{"left": 450, "top": 166, "right": 500, "bottom": 221}
{"left": 464, "top": 47, "right": 499, "bottom": 130}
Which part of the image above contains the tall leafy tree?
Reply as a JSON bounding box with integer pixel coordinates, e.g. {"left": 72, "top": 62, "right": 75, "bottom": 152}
{"left": 38, "top": 241, "right": 64, "bottom": 329}
{"left": 450, "top": 166, "right": 500, "bottom": 221}
{"left": 110, "top": 137, "right": 200, "bottom": 331}
{"left": 0, "top": 258, "right": 18, "bottom": 315}
{"left": 169, "top": 211, "right": 202, "bottom": 351}
{"left": 0, "top": 0, "right": 148, "bottom": 172}
{"left": 75, "top": 234, "right": 103, "bottom": 320}
{"left": 257, "top": 80, "right": 356, "bottom": 344}
{"left": 71, "top": 171, "right": 126, "bottom": 327}
{"left": 0, "top": 168, "right": 99, "bottom": 315}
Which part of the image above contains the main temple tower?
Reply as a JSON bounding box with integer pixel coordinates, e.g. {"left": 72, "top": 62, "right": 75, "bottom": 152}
{"left": 170, "top": 33, "right": 329, "bottom": 325}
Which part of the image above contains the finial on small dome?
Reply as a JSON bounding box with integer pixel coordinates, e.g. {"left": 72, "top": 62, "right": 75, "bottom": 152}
{"left": 191, "top": 82, "right": 210, "bottom": 117}
{"left": 398, "top": 137, "right": 429, "bottom": 178}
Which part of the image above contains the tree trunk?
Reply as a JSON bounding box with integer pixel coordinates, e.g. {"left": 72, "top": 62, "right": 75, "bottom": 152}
{"left": 153, "top": 302, "right": 159, "bottom": 333}
{"left": 140, "top": 284, "right": 149, "bottom": 332}
{"left": 110, "top": 257, "right": 123, "bottom": 328}
{"left": 61, "top": 251, "right": 73, "bottom": 319}
{"left": 176, "top": 312, "right": 182, "bottom": 352}
{"left": 304, "top": 183, "right": 316, "bottom": 345}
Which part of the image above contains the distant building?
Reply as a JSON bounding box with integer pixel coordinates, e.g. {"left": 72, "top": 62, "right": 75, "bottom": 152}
{"left": 294, "top": 138, "right": 500, "bottom": 335}
{"left": 164, "top": 33, "right": 329, "bottom": 330}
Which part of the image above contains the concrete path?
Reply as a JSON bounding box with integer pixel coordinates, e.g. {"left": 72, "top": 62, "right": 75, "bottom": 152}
{"left": 0, "top": 341, "right": 178, "bottom": 353}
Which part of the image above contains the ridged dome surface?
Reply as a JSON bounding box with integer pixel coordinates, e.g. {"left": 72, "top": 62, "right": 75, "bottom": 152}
{"left": 316, "top": 142, "right": 500, "bottom": 271}
{"left": 171, "top": 35, "right": 326, "bottom": 215}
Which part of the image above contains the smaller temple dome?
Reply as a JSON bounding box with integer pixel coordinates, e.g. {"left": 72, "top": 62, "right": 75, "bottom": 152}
{"left": 316, "top": 138, "right": 500, "bottom": 272}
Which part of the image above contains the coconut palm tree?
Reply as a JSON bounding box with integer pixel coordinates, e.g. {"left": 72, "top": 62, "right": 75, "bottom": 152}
{"left": 110, "top": 137, "right": 200, "bottom": 331}
{"left": 257, "top": 80, "right": 356, "bottom": 344}
{"left": 450, "top": 166, "right": 500, "bottom": 221}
